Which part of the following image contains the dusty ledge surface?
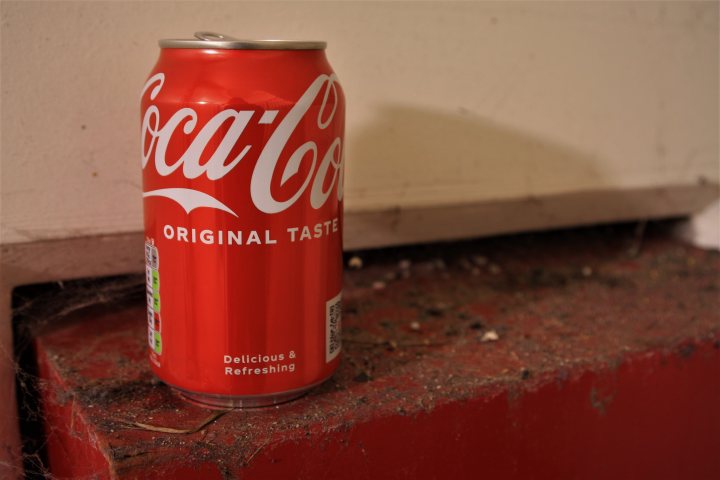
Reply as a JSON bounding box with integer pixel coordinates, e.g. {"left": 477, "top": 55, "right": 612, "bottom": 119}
{"left": 24, "top": 223, "right": 720, "bottom": 478}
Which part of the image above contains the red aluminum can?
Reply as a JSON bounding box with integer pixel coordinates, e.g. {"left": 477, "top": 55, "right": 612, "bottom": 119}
{"left": 140, "top": 32, "right": 344, "bottom": 408}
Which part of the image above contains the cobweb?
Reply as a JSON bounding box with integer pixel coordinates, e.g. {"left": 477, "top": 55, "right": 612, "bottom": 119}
{"left": 10, "top": 274, "right": 145, "bottom": 479}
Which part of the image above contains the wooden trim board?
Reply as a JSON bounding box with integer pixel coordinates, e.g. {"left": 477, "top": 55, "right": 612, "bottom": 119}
{"left": 3, "top": 184, "right": 718, "bottom": 284}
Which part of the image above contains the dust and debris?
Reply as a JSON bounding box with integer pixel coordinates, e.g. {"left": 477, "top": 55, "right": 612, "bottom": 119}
{"left": 471, "top": 255, "right": 488, "bottom": 267}
{"left": 382, "top": 270, "right": 397, "bottom": 282}
{"left": 590, "top": 387, "right": 616, "bottom": 416}
{"left": 12, "top": 275, "right": 146, "bottom": 478}
{"left": 424, "top": 303, "right": 448, "bottom": 317}
{"left": 353, "top": 372, "right": 372, "bottom": 383}
{"left": 14, "top": 221, "right": 720, "bottom": 477}
{"left": 627, "top": 219, "right": 648, "bottom": 257}
{"left": 677, "top": 343, "right": 696, "bottom": 358}
{"left": 348, "top": 256, "right": 363, "bottom": 269}
{"left": 481, "top": 330, "right": 500, "bottom": 342}
{"left": 117, "top": 410, "right": 229, "bottom": 434}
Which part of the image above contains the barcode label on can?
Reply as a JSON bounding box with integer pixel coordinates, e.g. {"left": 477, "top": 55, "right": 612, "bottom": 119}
{"left": 326, "top": 292, "right": 342, "bottom": 362}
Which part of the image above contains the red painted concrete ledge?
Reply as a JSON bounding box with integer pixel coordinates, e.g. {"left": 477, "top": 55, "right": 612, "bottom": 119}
{"left": 28, "top": 225, "right": 720, "bottom": 479}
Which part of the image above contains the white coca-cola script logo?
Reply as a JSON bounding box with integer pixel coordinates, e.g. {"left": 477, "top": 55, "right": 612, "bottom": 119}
{"left": 141, "top": 73, "right": 343, "bottom": 217}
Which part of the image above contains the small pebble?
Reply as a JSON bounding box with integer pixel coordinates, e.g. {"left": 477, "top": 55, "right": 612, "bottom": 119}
{"left": 353, "top": 372, "right": 371, "bottom": 383}
{"left": 581, "top": 266, "right": 593, "bottom": 277}
{"left": 472, "top": 255, "right": 489, "bottom": 266}
{"left": 348, "top": 256, "right": 363, "bottom": 269}
{"left": 415, "top": 261, "right": 437, "bottom": 273}
{"left": 488, "top": 264, "right": 502, "bottom": 275}
{"left": 384, "top": 271, "right": 398, "bottom": 281}
{"left": 372, "top": 281, "right": 386, "bottom": 290}
{"left": 409, "top": 321, "right": 421, "bottom": 331}
{"left": 398, "top": 259, "right": 412, "bottom": 270}
{"left": 471, "top": 267, "right": 481, "bottom": 276}
{"left": 481, "top": 330, "right": 499, "bottom": 342}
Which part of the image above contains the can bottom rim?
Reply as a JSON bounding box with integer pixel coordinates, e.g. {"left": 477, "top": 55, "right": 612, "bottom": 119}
{"left": 166, "top": 375, "right": 334, "bottom": 410}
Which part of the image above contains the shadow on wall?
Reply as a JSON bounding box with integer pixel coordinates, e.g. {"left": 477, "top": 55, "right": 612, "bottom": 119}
{"left": 345, "top": 104, "right": 604, "bottom": 206}
{"left": 342, "top": 105, "right": 718, "bottom": 248}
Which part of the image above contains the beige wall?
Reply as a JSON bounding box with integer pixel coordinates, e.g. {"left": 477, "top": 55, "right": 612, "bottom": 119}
{"left": 2, "top": 1, "right": 718, "bottom": 246}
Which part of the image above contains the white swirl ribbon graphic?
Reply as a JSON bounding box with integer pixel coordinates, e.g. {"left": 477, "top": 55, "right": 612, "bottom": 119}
{"left": 143, "top": 188, "right": 238, "bottom": 217}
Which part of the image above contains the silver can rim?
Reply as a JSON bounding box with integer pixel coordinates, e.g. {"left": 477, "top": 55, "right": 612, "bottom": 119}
{"left": 160, "top": 31, "right": 327, "bottom": 50}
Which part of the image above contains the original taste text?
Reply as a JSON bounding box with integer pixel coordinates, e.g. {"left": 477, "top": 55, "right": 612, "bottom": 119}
{"left": 163, "top": 218, "right": 339, "bottom": 246}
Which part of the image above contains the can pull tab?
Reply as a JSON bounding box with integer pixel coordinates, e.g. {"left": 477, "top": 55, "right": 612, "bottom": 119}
{"left": 194, "top": 32, "right": 239, "bottom": 42}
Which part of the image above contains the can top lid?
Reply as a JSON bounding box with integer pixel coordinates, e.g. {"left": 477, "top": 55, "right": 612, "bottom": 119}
{"left": 159, "top": 32, "right": 327, "bottom": 50}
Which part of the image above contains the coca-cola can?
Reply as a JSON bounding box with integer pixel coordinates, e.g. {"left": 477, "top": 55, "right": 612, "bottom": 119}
{"left": 140, "top": 32, "right": 345, "bottom": 408}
